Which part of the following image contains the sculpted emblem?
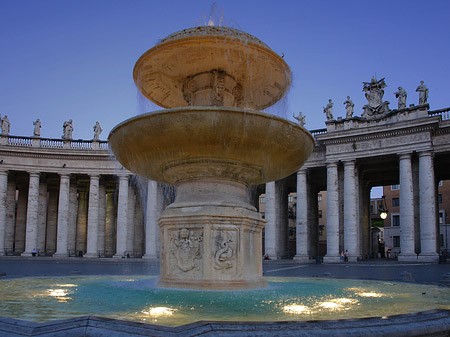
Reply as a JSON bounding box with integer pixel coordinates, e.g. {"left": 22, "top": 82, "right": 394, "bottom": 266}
{"left": 212, "top": 230, "right": 235, "bottom": 270}
{"left": 170, "top": 228, "right": 203, "bottom": 272}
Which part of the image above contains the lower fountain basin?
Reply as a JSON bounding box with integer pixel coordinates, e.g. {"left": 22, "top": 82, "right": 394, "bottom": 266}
{"left": 108, "top": 107, "right": 314, "bottom": 186}
{"left": 1, "top": 275, "right": 449, "bottom": 327}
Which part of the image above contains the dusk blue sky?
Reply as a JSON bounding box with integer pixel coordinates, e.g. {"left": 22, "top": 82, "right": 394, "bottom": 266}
{"left": 1, "top": 0, "right": 449, "bottom": 142}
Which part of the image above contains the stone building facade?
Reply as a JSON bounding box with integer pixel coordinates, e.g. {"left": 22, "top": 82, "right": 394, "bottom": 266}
{"left": 1, "top": 100, "right": 449, "bottom": 263}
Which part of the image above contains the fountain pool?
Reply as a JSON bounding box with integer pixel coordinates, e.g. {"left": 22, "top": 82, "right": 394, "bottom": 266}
{"left": 1, "top": 275, "right": 449, "bottom": 327}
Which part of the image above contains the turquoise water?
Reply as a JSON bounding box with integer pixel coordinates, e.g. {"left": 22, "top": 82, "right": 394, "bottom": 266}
{"left": 0, "top": 276, "right": 449, "bottom": 327}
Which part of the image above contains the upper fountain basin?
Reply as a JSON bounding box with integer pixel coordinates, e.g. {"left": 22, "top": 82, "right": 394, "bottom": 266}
{"left": 133, "top": 26, "right": 291, "bottom": 110}
{"left": 108, "top": 107, "right": 314, "bottom": 186}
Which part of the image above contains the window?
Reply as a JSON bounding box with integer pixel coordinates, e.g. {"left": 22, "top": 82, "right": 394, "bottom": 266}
{"left": 318, "top": 194, "right": 322, "bottom": 201}
{"left": 259, "top": 197, "right": 265, "bottom": 204}
{"left": 439, "top": 212, "right": 444, "bottom": 224}
{"left": 440, "top": 234, "right": 444, "bottom": 247}
{"left": 392, "top": 215, "right": 400, "bottom": 227}
{"left": 288, "top": 195, "right": 295, "bottom": 203}
{"left": 438, "top": 194, "right": 443, "bottom": 204}
{"left": 393, "top": 236, "right": 400, "bottom": 247}
{"left": 318, "top": 210, "right": 322, "bottom": 218}
{"left": 392, "top": 198, "right": 399, "bottom": 207}
{"left": 370, "top": 205, "right": 374, "bottom": 214}
{"left": 391, "top": 185, "right": 400, "bottom": 190}
{"left": 438, "top": 180, "right": 443, "bottom": 187}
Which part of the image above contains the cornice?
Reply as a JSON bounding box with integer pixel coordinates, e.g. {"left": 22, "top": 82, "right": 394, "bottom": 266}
{"left": 319, "top": 124, "right": 436, "bottom": 145}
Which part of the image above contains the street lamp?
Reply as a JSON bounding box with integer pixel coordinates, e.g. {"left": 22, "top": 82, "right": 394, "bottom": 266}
{"left": 379, "top": 195, "right": 388, "bottom": 220}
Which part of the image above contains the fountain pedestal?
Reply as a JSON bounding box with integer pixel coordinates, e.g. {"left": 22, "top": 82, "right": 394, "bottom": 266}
{"left": 158, "top": 179, "right": 266, "bottom": 290}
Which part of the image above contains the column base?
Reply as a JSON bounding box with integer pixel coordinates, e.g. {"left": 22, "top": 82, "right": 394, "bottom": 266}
{"left": 21, "top": 252, "right": 34, "bottom": 257}
{"left": 323, "top": 255, "right": 341, "bottom": 263}
{"left": 418, "top": 253, "right": 439, "bottom": 263}
{"left": 84, "top": 253, "right": 99, "bottom": 258}
{"left": 53, "top": 252, "right": 69, "bottom": 258}
{"left": 113, "top": 254, "right": 127, "bottom": 259}
{"left": 293, "top": 255, "right": 314, "bottom": 263}
{"left": 142, "top": 254, "right": 159, "bottom": 260}
{"left": 397, "top": 254, "right": 418, "bottom": 262}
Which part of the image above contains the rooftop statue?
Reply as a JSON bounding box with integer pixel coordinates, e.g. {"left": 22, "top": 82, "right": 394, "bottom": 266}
{"left": 1, "top": 115, "right": 10, "bottom": 136}
{"left": 323, "top": 99, "right": 334, "bottom": 121}
{"left": 343, "top": 96, "right": 354, "bottom": 118}
{"left": 62, "top": 119, "right": 74, "bottom": 140}
{"left": 416, "top": 80, "right": 429, "bottom": 105}
{"left": 394, "top": 87, "right": 407, "bottom": 110}
{"left": 33, "top": 119, "right": 41, "bottom": 137}
{"left": 362, "top": 77, "right": 390, "bottom": 117}
{"left": 93, "top": 121, "right": 102, "bottom": 140}
{"left": 293, "top": 111, "right": 306, "bottom": 127}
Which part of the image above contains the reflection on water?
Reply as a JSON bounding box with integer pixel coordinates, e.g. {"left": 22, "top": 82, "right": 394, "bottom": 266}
{"left": 0, "top": 276, "right": 449, "bottom": 327}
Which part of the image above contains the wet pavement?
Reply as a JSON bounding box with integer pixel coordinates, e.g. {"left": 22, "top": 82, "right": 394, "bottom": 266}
{"left": 1, "top": 257, "right": 449, "bottom": 285}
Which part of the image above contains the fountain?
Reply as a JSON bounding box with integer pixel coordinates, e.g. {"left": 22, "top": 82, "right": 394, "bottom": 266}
{"left": 108, "top": 26, "right": 314, "bottom": 290}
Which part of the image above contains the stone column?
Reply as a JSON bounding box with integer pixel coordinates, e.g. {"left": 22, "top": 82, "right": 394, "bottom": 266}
{"left": 85, "top": 175, "right": 100, "bottom": 258}
{"left": 36, "top": 180, "right": 48, "bottom": 253}
{"left": 398, "top": 154, "right": 416, "bottom": 261}
{"left": 67, "top": 180, "right": 78, "bottom": 253}
{"left": 294, "top": 169, "right": 312, "bottom": 262}
{"left": 14, "top": 185, "right": 28, "bottom": 253}
{"left": 5, "top": 178, "right": 16, "bottom": 253}
{"left": 54, "top": 174, "right": 71, "bottom": 257}
{"left": 22, "top": 172, "right": 41, "bottom": 256}
{"left": 75, "top": 189, "right": 88, "bottom": 254}
{"left": 97, "top": 183, "right": 106, "bottom": 254}
{"left": 126, "top": 184, "right": 136, "bottom": 256}
{"left": 46, "top": 188, "right": 59, "bottom": 254}
{"left": 324, "top": 162, "right": 340, "bottom": 262}
{"left": 143, "top": 180, "right": 160, "bottom": 259}
{"left": 104, "top": 189, "right": 116, "bottom": 256}
{"left": 264, "top": 181, "right": 277, "bottom": 259}
{"left": 418, "top": 151, "right": 439, "bottom": 262}
{"left": 0, "top": 171, "right": 8, "bottom": 256}
{"left": 114, "top": 174, "right": 129, "bottom": 258}
{"left": 343, "top": 160, "right": 359, "bottom": 261}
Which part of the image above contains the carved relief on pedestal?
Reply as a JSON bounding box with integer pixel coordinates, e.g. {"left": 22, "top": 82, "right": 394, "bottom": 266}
{"left": 169, "top": 228, "right": 203, "bottom": 272}
{"left": 211, "top": 229, "right": 236, "bottom": 270}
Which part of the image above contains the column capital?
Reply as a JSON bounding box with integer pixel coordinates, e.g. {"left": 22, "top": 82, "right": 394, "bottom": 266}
{"left": 89, "top": 174, "right": 101, "bottom": 179}
{"left": 28, "top": 171, "right": 40, "bottom": 177}
{"left": 343, "top": 159, "right": 356, "bottom": 166}
{"left": 297, "top": 168, "right": 307, "bottom": 176}
{"left": 118, "top": 173, "right": 130, "bottom": 180}
{"left": 59, "top": 172, "right": 71, "bottom": 179}
{"left": 0, "top": 169, "right": 8, "bottom": 177}
{"left": 326, "top": 161, "right": 338, "bottom": 168}
{"left": 398, "top": 153, "right": 412, "bottom": 160}
{"left": 418, "top": 150, "right": 434, "bottom": 158}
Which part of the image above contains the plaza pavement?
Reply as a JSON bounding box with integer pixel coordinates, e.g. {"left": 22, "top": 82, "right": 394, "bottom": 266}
{"left": 0, "top": 257, "right": 449, "bottom": 285}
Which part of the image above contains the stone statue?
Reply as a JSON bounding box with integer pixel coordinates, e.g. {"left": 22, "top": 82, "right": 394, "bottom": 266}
{"left": 93, "top": 121, "right": 102, "bottom": 140}
{"left": 1, "top": 115, "right": 10, "bottom": 136}
{"left": 416, "top": 80, "right": 429, "bottom": 105}
{"left": 293, "top": 112, "right": 306, "bottom": 127}
{"left": 362, "top": 77, "right": 390, "bottom": 117}
{"left": 343, "top": 96, "right": 354, "bottom": 118}
{"left": 323, "top": 99, "right": 334, "bottom": 121}
{"left": 394, "top": 87, "right": 407, "bottom": 109}
{"left": 62, "top": 119, "right": 74, "bottom": 140}
{"left": 33, "top": 119, "right": 41, "bottom": 137}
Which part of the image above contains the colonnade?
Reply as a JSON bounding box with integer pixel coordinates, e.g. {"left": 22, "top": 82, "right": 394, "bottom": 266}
{"left": 263, "top": 150, "right": 440, "bottom": 263}
{"left": 0, "top": 170, "right": 164, "bottom": 259}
